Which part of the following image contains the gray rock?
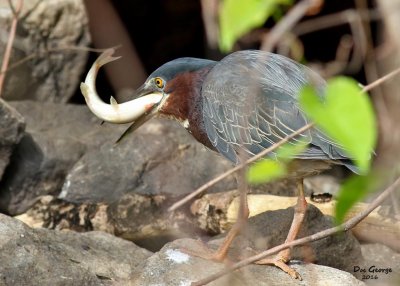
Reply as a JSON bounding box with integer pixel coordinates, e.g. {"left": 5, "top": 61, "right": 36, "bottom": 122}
{"left": 0, "top": 133, "right": 86, "bottom": 215}
{"left": 0, "top": 101, "right": 125, "bottom": 215}
{"left": 1, "top": 100, "right": 235, "bottom": 214}
{"left": 130, "top": 238, "right": 364, "bottom": 286}
{"left": 60, "top": 118, "right": 236, "bottom": 203}
{"left": 16, "top": 194, "right": 196, "bottom": 252}
{"left": 9, "top": 100, "right": 115, "bottom": 146}
{"left": 0, "top": 99, "right": 25, "bottom": 180}
{"left": 359, "top": 243, "right": 400, "bottom": 285}
{"left": 0, "top": 213, "right": 152, "bottom": 285}
{"left": 0, "top": 101, "right": 107, "bottom": 215}
{"left": 0, "top": 0, "right": 89, "bottom": 102}
{"left": 219, "top": 204, "right": 363, "bottom": 275}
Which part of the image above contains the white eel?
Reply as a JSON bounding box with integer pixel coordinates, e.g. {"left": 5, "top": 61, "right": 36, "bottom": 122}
{"left": 80, "top": 48, "right": 162, "bottom": 123}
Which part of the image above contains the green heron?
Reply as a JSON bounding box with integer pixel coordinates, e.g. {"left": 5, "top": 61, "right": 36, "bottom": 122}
{"left": 81, "top": 49, "right": 356, "bottom": 279}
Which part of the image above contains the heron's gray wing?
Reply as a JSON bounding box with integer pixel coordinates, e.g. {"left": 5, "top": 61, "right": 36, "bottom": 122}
{"left": 202, "top": 50, "right": 351, "bottom": 164}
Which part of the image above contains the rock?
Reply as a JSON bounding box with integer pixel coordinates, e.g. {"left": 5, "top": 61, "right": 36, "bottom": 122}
{"left": 0, "top": 99, "right": 25, "bottom": 180}
{"left": 130, "top": 238, "right": 364, "bottom": 286}
{"left": 59, "top": 118, "right": 236, "bottom": 203}
{"left": 0, "top": 101, "right": 110, "bottom": 215}
{"left": 9, "top": 100, "right": 116, "bottom": 146}
{"left": 15, "top": 194, "right": 196, "bottom": 252}
{"left": 218, "top": 204, "right": 363, "bottom": 275}
{"left": 191, "top": 191, "right": 400, "bottom": 255}
{"left": 0, "top": 213, "right": 152, "bottom": 285}
{"left": 0, "top": 0, "right": 89, "bottom": 102}
{"left": 1, "top": 100, "right": 235, "bottom": 214}
{"left": 0, "top": 133, "right": 86, "bottom": 215}
{"left": 361, "top": 244, "right": 400, "bottom": 271}
{"left": 189, "top": 173, "right": 342, "bottom": 236}
{"left": 358, "top": 243, "right": 400, "bottom": 284}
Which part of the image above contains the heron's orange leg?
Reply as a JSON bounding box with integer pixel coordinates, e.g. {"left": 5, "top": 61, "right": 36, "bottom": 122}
{"left": 256, "top": 178, "right": 306, "bottom": 280}
{"left": 211, "top": 173, "right": 249, "bottom": 261}
{"left": 182, "top": 170, "right": 249, "bottom": 262}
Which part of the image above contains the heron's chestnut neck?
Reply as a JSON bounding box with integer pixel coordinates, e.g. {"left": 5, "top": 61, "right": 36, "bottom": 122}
{"left": 159, "top": 67, "right": 215, "bottom": 150}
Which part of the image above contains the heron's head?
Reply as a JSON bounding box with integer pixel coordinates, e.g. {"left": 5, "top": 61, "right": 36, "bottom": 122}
{"left": 133, "top": 57, "right": 216, "bottom": 121}
{"left": 80, "top": 49, "right": 215, "bottom": 141}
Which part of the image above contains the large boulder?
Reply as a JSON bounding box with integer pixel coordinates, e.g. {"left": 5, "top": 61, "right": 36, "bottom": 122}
{"left": 0, "top": 101, "right": 111, "bottom": 215}
{"left": 0, "top": 99, "right": 25, "bottom": 180}
{"left": 0, "top": 133, "right": 86, "bottom": 215}
{"left": 130, "top": 238, "right": 365, "bottom": 286}
{"left": 0, "top": 213, "right": 152, "bottom": 285}
{"left": 15, "top": 194, "right": 196, "bottom": 252}
{"left": 1, "top": 212, "right": 366, "bottom": 286}
{"left": 359, "top": 243, "right": 400, "bottom": 284}
{"left": 0, "top": 0, "right": 89, "bottom": 102}
{"left": 59, "top": 118, "right": 236, "bottom": 203}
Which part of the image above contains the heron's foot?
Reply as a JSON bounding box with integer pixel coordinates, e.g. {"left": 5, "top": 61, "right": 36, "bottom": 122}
{"left": 179, "top": 240, "right": 232, "bottom": 264}
{"left": 255, "top": 252, "right": 302, "bottom": 280}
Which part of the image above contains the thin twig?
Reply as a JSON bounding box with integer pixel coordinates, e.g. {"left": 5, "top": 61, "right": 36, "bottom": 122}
{"left": 6, "top": 0, "right": 17, "bottom": 16}
{"left": 168, "top": 123, "right": 315, "bottom": 212}
{"left": 191, "top": 176, "right": 400, "bottom": 286}
{"left": 260, "top": 0, "right": 318, "bottom": 52}
{"left": 200, "top": 0, "right": 220, "bottom": 49}
{"left": 0, "top": 45, "right": 117, "bottom": 75}
{"left": 362, "top": 65, "right": 400, "bottom": 93}
{"left": 293, "top": 8, "right": 381, "bottom": 37}
{"left": 293, "top": 9, "right": 378, "bottom": 76}
{"left": 0, "top": 0, "right": 23, "bottom": 97}
{"left": 321, "top": 35, "right": 353, "bottom": 77}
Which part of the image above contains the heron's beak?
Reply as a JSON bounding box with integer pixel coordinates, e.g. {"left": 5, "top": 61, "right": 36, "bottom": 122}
{"left": 80, "top": 48, "right": 163, "bottom": 124}
{"left": 114, "top": 85, "right": 162, "bottom": 143}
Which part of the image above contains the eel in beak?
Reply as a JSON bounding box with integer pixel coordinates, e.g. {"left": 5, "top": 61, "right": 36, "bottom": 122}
{"left": 80, "top": 48, "right": 162, "bottom": 124}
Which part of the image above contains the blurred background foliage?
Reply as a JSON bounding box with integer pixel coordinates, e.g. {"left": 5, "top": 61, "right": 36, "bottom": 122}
{"left": 219, "top": 0, "right": 293, "bottom": 52}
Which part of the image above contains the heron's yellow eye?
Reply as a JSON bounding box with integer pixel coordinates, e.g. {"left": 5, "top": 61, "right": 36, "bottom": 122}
{"left": 155, "top": 77, "right": 164, "bottom": 88}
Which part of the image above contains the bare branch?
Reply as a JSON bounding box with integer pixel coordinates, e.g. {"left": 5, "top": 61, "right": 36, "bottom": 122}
{"left": 293, "top": 9, "right": 381, "bottom": 36}
{"left": 6, "top": 0, "right": 17, "bottom": 16}
{"left": 200, "top": 0, "right": 220, "bottom": 49}
{"left": 260, "top": 0, "right": 320, "bottom": 52}
{"left": 362, "top": 65, "right": 400, "bottom": 93}
{"left": 0, "top": 0, "right": 23, "bottom": 97}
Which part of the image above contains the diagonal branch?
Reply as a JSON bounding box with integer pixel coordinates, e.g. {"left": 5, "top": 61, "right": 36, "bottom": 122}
{"left": 260, "top": 0, "right": 319, "bottom": 52}
{"left": 361, "top": 65, "right": 400, "bottom": 93}
{"left": 191, "top": 175, "right": 400, "bottom": 286}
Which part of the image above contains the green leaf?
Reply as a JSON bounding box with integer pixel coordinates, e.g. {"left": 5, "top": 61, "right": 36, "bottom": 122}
{"left": 246, "top": 159, "right": 286, "bottom": 184}
{"left": 276, "top": 140, "right": 309, "bottom": 162}
{"left": 247, "top": 141, "right": 308, "bottom": 185}
{"left": 299, "top": 77, "right": 376, "bottom": 174}
{"left": 219, "top": 0, "right": 292, "bottom": 52}
{"left": 335, "top": 174, "right": 379, "bottom": 224}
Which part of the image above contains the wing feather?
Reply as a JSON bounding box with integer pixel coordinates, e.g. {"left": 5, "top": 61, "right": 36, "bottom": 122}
{"left": 201, "top": 50, "right": 353, "bottom": 165}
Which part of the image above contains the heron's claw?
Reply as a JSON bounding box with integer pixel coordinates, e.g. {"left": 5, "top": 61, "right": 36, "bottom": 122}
{"left": 256, "top": 255, "right": 302, "bottom": 280}
{"left": 179, "top": 240, "right": 233, "bottom": 264}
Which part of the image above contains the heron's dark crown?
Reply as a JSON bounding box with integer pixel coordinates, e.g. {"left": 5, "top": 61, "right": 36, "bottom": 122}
{"left": 148, "top": 58, "right": 216, "bottom": 82}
